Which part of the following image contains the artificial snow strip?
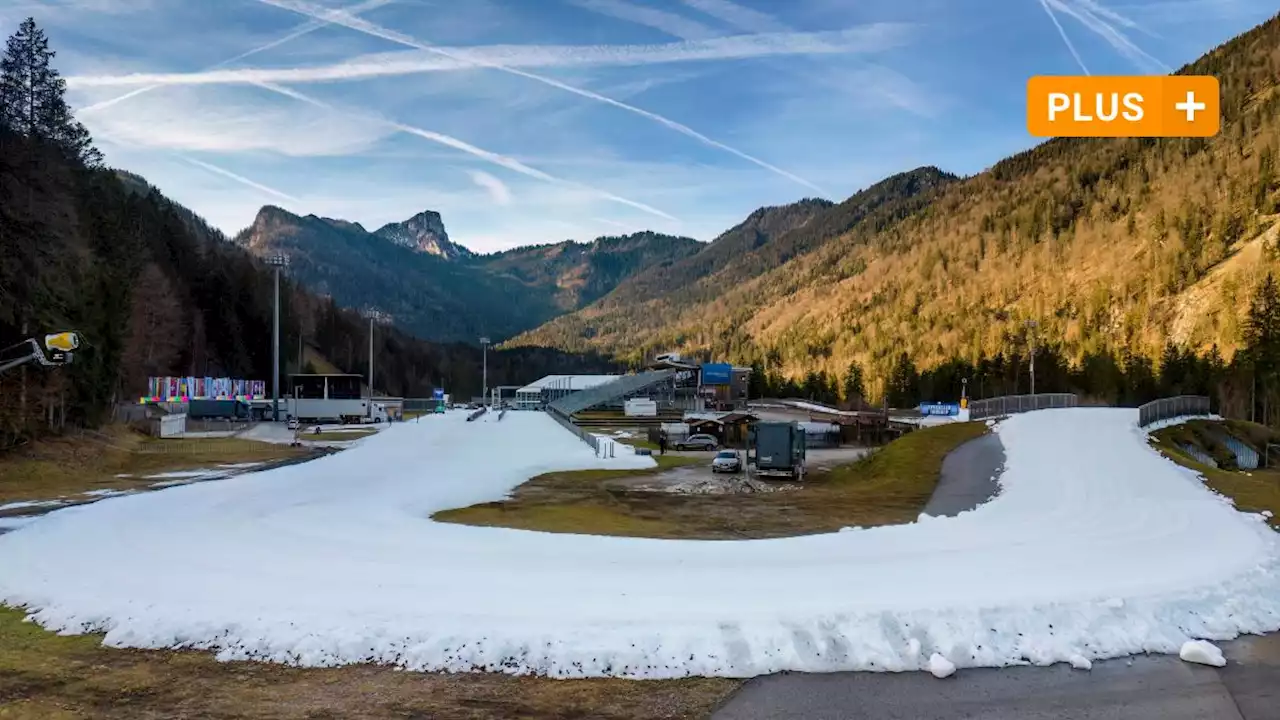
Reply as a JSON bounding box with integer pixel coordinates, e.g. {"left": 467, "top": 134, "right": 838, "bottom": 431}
{"left": 0, "top": 409, "right": 1278, "bottom": 679}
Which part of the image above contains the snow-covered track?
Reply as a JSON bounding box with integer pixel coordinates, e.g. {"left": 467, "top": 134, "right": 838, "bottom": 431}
{"left": 1, "top": 408, "right": 1277, "bottom": 678}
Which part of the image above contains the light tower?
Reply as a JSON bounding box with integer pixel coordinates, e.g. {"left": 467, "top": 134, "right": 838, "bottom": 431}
{"left": 1026, "top": 320, "right": 1038, "bottom": 396}
{"left": 480, "top": 336, "right": 490, "bottom": 407}
{"left": 266, "top": 254, "right": 289, "bottom": 421}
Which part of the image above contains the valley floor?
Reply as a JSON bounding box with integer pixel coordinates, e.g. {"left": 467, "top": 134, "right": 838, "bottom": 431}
{"left": 1, "top": 410, "right": 1279, "bottom": 719}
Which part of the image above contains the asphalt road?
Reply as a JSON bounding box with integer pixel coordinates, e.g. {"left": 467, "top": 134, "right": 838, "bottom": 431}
{"left": 711, "top": 634, "right": 1280, "bottom": 720}
{"left": 710, "top": 432, "right": 1280, "bottom": 720}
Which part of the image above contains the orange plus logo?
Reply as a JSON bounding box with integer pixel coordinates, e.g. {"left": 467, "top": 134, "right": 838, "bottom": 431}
{"left": 1027, "top": 75, "right": 1219, "bottom": 138}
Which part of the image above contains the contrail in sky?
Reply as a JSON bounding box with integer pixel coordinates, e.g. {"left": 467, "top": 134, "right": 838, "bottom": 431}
{"left": 257, "top": 81, "right": 680, "bottom": 222}
{"left": 253, "top": 0, "right": 828, "bottom": 194}
{"left": 78, "top": 0, "right": 394, "bottom": 115}
{"left": 1037, "top": 0, "right": 1091, "bottom": 74}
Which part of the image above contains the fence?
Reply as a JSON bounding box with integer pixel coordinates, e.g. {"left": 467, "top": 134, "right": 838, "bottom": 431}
{"left": 968, "top": 393, "right": 1078, "bottom": 420}
{"left": 1137, "top": 395, "right": 1211, "bottom": 428}
{"left": 547, "top": 408, "right": 617, "bottom": 458}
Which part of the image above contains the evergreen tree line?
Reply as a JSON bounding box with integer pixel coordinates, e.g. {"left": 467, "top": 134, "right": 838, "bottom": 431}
{"left": 0, "top": 18, "right": 618, "bottom": 449}
{"left": 745, "top": 272, "right": 1280, "bottom": 425}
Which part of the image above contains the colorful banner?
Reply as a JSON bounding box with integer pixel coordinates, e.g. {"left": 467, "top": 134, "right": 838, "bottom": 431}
{"left": 141, "top": 376, "right": 267, "bottom": 403}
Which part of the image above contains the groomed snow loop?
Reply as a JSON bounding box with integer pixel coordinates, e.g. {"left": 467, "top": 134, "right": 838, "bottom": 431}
{"left": 0, "top": 408, "right": 1278, "bottom": 679}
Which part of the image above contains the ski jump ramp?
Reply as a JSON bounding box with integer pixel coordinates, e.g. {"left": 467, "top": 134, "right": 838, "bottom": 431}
{"left": 1, "top": 407, "right": 1277, "bottom": 678}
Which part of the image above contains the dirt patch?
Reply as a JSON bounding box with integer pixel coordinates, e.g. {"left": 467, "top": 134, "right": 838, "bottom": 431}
{"left": 1152, "top": 427, "right": 1280, "bottom": 530}
{"left": 436, "top": 423, "right": 989, "bottom": 540}
{"left": 0, "top": 607, "right": 738, "bottom": 720}
{"left": 0, "top": 426, "right": 314, "bottom": 507}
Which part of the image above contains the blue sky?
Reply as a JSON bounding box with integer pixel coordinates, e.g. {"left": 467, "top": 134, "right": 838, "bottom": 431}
{"left": 2, "top": 0, "right": 1276, "bottom": 252}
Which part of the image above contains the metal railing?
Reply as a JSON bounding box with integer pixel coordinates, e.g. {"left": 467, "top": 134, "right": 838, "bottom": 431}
{"left": 1137, "top": 395, "right": 1211, "bottom": 428}
{"left": 546, "top": 407, "right": 616, "bottom": 457}
{"left": 548, "top": 370, "right": 675, "bottom": 416}
{"left": 968, "top": 393, "right": 1078, "bottom": 420}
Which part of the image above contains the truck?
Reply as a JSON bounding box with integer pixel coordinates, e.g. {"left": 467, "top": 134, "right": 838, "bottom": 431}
{"left": 747, "top": 421, "right": 807, "bottom": 480}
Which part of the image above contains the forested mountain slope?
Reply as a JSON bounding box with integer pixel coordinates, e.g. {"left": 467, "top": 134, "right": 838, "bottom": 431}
{"left": 513, "top": 13, "right": 1280, "bottom": 396}
{"left": 479, "top": 231, "right": 702, "bottom": 313}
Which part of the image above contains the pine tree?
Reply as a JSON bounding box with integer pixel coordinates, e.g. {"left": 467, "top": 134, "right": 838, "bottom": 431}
{"left": 842, "top": 361, "right": 865, "bottom": 407}
{"left": 1243, "top": 272, "right": 1280, "bottom": 423}
{"left": 0, "top": 17, "right": 101, "bottom": 166}
{"left": 887, "top": 352, "right": 919, "bottom": 408}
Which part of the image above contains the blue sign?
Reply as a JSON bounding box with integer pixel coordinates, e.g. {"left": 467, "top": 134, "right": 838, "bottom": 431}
{"left": 432, "top": 388, "right": 444, "bottom": 400}
{"left": 919, "top": 402, "right": 960, "bottom": 416}
{"left": 701, "top": 362, "right": 733, "bottom": 385}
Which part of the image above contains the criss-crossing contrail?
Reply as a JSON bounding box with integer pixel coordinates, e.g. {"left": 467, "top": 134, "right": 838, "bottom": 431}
{"left": 253, "top": 0, "right": 828, "bottom": 195}
{"left": 1044, "top": 0, "right": 1168, "bottom": 73}
{"left": 1037, "top": 0, "right": 1091, "bottom": 74}
{"left": 78, "top": 0, "right": 393, "bottom": 115}
{"left": 256, "top": 81, "right": 679, "bottom": 222}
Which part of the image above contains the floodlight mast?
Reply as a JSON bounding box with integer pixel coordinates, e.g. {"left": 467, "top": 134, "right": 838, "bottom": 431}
{"left": 266, "top": 254, "right": 288, "bottom": 421}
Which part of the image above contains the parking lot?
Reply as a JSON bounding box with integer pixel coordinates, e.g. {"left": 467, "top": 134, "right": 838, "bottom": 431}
{"left": 608, "top": 446, "right": 873, "bottom": 495}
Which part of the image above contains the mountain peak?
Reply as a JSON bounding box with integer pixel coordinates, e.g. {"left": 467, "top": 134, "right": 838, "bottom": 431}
{"left": 374, "top": 210, "right": 474, "bottom": 260}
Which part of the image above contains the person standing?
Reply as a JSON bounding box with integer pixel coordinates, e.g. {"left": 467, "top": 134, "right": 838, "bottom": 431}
{"left": 658, "top": 431, "right": 667, "bottom": 455}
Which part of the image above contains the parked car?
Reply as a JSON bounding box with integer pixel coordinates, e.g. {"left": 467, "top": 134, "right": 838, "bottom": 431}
{"left": 711, "top": 450, "right": 742, "bottom": 474}
{"left": 675, "top": 433, "right": 719, "bottom": 451}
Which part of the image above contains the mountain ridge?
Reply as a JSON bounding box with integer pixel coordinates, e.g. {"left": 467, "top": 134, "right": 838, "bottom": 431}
{"left": 235, "top": 205, "right": 702, "bottom": 343}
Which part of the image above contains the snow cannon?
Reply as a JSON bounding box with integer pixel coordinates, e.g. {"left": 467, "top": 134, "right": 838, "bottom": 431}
{"left": 44, "top": 332, "right": 80, "bottom": 353}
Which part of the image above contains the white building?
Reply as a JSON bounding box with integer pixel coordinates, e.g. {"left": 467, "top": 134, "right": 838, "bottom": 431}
{"left": 514, "top": 374, "right": 623, "bottom": 410}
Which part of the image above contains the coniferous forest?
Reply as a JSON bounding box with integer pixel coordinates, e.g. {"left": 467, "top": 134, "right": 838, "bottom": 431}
{"left": 0, "top": 18, "right": 618, "bottom": 449}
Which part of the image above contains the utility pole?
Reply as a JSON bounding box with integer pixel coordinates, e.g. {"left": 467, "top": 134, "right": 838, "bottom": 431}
{"left": 368, "top": 314, "right": 375, "bottom": 398}
{"left": 266, "top": 254, "right": 288, "bottom": 421}
{"left": 1027, "top": 320, "right": 1038, "bottom": 396}
{"left": 480, "top": 336, "right": 490, "bottom": 407}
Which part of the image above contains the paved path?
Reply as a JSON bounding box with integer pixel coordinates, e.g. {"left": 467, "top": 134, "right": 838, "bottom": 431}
{"left": 923, "top": 432, "right": 1005, "bottom": 517}
{"left": 712, "top": 634, "right": 1280, "bottom": 720}
{"left": 711, "top": 431, "right": 1280, "bottom": 719}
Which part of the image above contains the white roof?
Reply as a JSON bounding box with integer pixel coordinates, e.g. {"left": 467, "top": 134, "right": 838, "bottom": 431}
{"left": 516, "top": 374, "right": 623, "bottom": 394}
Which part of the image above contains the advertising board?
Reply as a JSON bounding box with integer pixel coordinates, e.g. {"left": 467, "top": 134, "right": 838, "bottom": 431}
{"left": 918, "top": 402, "right": 961, "bottom": 416}
{"left": 701, "top": 363, "right": 733, "bottom": 385}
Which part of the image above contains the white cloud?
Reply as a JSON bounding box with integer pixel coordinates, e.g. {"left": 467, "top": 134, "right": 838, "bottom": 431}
{"left": 467, "top": 169, "right": 511, "bottom": 205}
{"left": 63, "top": 26, "right": 912, "bottom": 88}
{"left": 83, "top": 86, "right": 396, "bottom": 156}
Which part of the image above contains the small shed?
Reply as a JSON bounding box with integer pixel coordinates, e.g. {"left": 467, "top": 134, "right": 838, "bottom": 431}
{"left": 686, "top": 412, "right": 755, "bottom": 447}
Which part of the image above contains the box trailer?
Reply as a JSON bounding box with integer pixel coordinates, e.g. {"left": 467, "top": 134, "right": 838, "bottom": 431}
{"left": 748, "top": 421, "right": 807, "bottom": 480}
{"left": 286, "top": 397, "right": 371, "bottom": 423}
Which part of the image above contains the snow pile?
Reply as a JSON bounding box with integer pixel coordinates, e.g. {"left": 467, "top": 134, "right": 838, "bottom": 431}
{"left": 0, "top": 499, "right": 65, "bottom": 512}
{"left": 1179, "top": 640, "right": 1227, "bottom": 667}
{"left": 0, "top": 408, "right": 1278, "bottom": 679}
{"left": 928, "top": 653, "right": 956, "bottom": 678}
